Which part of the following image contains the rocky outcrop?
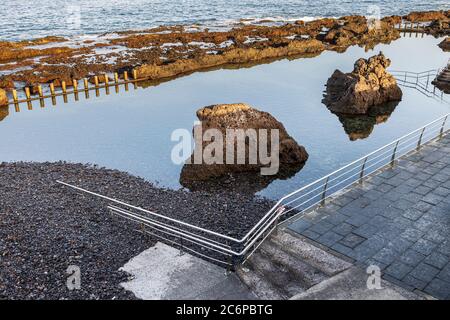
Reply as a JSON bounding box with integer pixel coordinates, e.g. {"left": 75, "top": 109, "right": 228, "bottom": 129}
{"left": 322, "top": 52, "right": 402, "bottom": 115}
{"left": 322, "top": 17, "right": 400, "bottom": 48}
{"left": 439, "top": 37, "right": 450, "bottom": 52}
{"left": 180, "top": 103, "right": 308, "bottom": 192}
{"left": 404, "top": 10, "right": 449, "bottom": 22}
{"left": 0, "top": 88, "right": 8, "bottom": 107}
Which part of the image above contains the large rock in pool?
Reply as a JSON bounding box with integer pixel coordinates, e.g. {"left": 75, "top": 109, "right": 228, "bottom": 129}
{"left": 180, "top": 103, "right": 308, "bottom": 192}
{"left": 322, "top": 52, "right": 402, "bottom": 114}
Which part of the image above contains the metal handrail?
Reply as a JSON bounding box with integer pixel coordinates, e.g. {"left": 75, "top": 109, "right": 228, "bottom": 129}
{"left": 57, "top": 113, "right": 450, "bottom": 268}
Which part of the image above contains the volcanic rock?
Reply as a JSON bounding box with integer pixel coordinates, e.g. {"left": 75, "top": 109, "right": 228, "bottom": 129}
{"left": 180, "top": 103, "right": 308, "bottom": 192}
{"left": 322, "top": 52, "right": 402, "bottom": 114}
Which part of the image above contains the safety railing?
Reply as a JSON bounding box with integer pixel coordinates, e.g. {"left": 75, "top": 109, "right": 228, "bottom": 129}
{"left": 389, "top": 69, "right": 449, "bottom": 104}
{"left": 57, "top": 113, "right": 450, "bottom": 269}
{"left": 273, "top": 113, "right": 450, "bottom": 226}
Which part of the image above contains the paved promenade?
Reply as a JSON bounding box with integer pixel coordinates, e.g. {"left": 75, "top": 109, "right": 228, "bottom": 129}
{"left": 288, "top": 133, "right": 450, "bottom": 299}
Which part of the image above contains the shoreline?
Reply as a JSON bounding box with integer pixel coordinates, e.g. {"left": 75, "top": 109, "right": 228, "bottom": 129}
{"left": 0, "top": 10, "right": 449, "bottom": 102}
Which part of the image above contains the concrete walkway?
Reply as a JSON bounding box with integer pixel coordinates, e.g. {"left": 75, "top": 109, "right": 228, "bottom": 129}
{"left": 288, "top": 134, "right": 450, "bottom": 299}
{"left": 120, "top": 242, "right": 256, "bottom": 300}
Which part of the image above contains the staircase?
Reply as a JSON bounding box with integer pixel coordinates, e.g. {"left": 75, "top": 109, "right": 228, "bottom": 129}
{"left": 236, "top": 230, "right": 352, "bottom": 299}
{"left": 433, "top": 61, "right": 450, "bottom": 94}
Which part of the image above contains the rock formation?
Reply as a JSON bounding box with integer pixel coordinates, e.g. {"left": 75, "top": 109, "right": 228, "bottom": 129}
{"left": 438, "top": 37, "right": 450, "bottom": 52}
{"left": 322, "top": 52, "right": 402, "bottom": 115}
{"left": 0, "top": 89, "right": 8, "bottom": 107}
{"left": 180, "top": 103, "right": 308, "bottom": 192}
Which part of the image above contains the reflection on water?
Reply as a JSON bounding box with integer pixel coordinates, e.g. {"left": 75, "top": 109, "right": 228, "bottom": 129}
{"left": 0, "top": 106, "right": 8, "bottom": 122}
{"left": 333, "top": 101, "right": 399, "bottom": 141}
{"left": 180, "top": 162, "right": 305, "bottom": 194}
{"left": 0, "top": 34, "right": 448, "bottom": 200}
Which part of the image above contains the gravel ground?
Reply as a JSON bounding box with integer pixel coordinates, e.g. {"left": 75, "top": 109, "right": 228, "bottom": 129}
{"left": 0, "top": 162, "right": 275, "bottom": 300}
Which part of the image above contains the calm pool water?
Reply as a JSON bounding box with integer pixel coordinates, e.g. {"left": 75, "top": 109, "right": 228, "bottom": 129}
{"left": 0, "top": 34, "right": 448, "bottom": 200}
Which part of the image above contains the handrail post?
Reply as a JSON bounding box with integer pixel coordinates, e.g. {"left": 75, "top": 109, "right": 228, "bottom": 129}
{"left": 359, "top": 157, "right": 368, "bottom": 184}
{"left": 417, "top": 127, "right": 426, "bottom": 150}
{"left": 440, "top": 116, "right": 448, "bottom": 139}
{"left": 321, "top": 177, "right": 329, "bottom": 206}
{"left": 391, "top": 140, "right": 399, "bottom": 166}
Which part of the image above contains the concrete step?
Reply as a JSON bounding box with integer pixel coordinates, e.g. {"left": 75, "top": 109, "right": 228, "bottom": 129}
{"left": 236, "top": 264, "right": 286, "bottom": 300}
{"left": 259, "top": 239, "right": 328, "bottom": 288}
{"left": 248, "top": 251, "right": 305, "bottom": 298}
{"left": 271, "top": 231, "right": 352, "bottom": 276}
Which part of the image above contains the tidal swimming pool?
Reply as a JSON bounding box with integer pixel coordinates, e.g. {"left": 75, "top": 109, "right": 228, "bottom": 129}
{"left": 0, "top": 34, "right": 448, "bottom": 200}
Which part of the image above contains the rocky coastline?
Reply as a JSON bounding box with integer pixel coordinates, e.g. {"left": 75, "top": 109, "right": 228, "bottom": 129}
{"left": 0, "top": 10, "right": 449, "bottom": 103}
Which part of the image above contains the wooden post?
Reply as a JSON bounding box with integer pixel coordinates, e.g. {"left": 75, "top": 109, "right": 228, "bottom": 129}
{"left": 104, "top": 74, "right": 109, "bottom": 86}
{"left": 123, "top": 71, "right": 129, "bottom": 82}
{"left": 50, "top": 83, "right": 55, "bottom": 96}
{"left": 94, "top": 76, "right": 99, "bottom": 88}
{"left": 114, "top": 72, "right": 119, "bottom": 84}
{"left": 24, "top": 87, "right": 31, "bottom": 100}
{"left": 73, "top": 79, "right": 78, "bottom": 93}
{"left": 37, "top": 85, "right": 43, "bottom": 98}
{"left": 12, "top": 90, "right": 18, "bottom": 103}
{"left": 61, "top": 81, "right": 67, "bottom": 94}
{"left": 132, "top": 69, "right": 138, "bottom": 80}
{"left": 83, "top": 78, "right": 89, "bottom": 91}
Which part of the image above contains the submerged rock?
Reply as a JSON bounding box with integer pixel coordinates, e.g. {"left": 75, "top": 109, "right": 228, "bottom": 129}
{"left": 0, "top": 89, "right": 8, "bottom": 107}
{"left": 180, "top": 103, "right": 308, "bottom": 193}
{"left": 322, "top": 52, "right": 402, "bottom": 115}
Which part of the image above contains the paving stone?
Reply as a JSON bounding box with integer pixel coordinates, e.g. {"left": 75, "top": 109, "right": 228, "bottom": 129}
{"left": 421, "top": 193, "right": 444, "bottom": 205}
{"left": 424, "top": 278, "right": 450, "bottom": 300}
{"left": 399, "top": 249, "right": 426, "bottom": 266}
{"left": 402, "top": 274, "right": 428, "bottom": 290}
{"left": 412, "top": 217, "right": 435, "bottom": 232}
{"left": 392, "top": 199, "right": 414, "bottom": 210}
{"left": 437, "top": 263, "right": 450, "bottom": 282}
{"left": 423, "top": 232, "right": 446, "bottom": 244}
{"left": 338, "top": 233, "right": 366, "bottom": 249}
{"left": 345, "top": 214, "right": 370, "bottom": 227}
{"left": 302, "top": 229, "right": 320, "bottom": 240}
{"left": 330, "top": 242, "right": 354, "bottom": 258}
{"left": 411, "top": 238, "right": 438, "bottom": 256}
{"left": 409, "top": 262, "right": 440, "bottom": 283}
{"left": 384, "top": 261, "right": 413, "bottom": 280}
{"left": 400, "top": 228, "right": 424, "bottom": 242}
{"left": 424, "top": 252, "right": 449, "bottom": 269}
{"left": 309, "top": 221, "right": 334, "bottom": 235}
{"left": 386, "top": 237, "right": 413, "bottom": 254}
{"left": 372, "top": 247, "right": 397, "bottom": 265}
{"left": 412, "top": 201, "right": 435, "bottom": 212}
{"left": 413, "top": 186, "right": 432, "bottom": 196}
{"left": 316, "top": 231, "right": 343, "bottom": 247}
{"left": 332, "top": 222, "right": 355, "bottom": 236}
{"left": 322, "top": 212, "right": 347, "bottom": 226}
{"left": 288, "top": 219, "right": 312, "bottom": 233}
{"left": 401, "top": 208, "right": 424, "bottom": 221}
{"left": 377, "top": 183, "right": 394, "bottom": 193}
{"left": 368, "top": 215, "right": 391, "bottom": 227}
{"left": 353, "top": 224, "right": 379, "bottom": 238}
{"left": 434, "top": 186, "right": 450, "bottom": 197}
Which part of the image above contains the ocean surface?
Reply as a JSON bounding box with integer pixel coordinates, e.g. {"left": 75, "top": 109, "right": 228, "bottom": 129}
{"left": 2, "top": 0, "right": 449, "bottom": 41}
